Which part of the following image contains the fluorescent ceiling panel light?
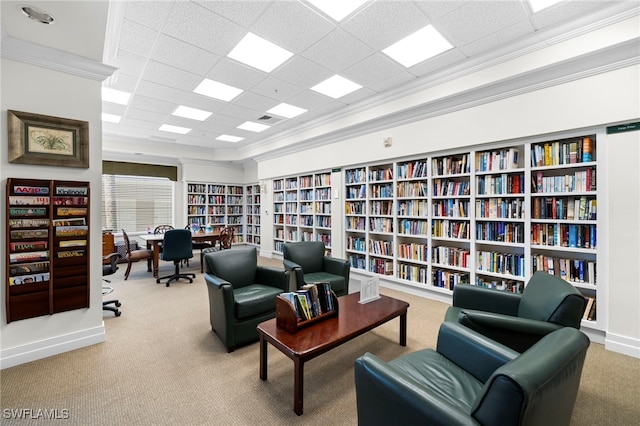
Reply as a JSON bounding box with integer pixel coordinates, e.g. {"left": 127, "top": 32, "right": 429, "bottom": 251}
{"left": 267, "top": 103, "right": 308, "bottom": 119}
{"left": 102, "top": 87, "right": 131, "bottom": 105}
{"left": 383, "top": 25, "right": 453, "bottom": 68}
{"left": 227, "top": 32, "right": 293, "bottom": 73}
{"left": 306, "top": 0, "right": 369, "bottom": 22}
{"left": 216, "top": 135, "right": 245, "bottom": 143}
{"left": 528, "top": 0, "right": 563, "bottom": 12}
{"left": 159, "top": 124, "right": 191, "bottom": 134}
{"left": 311, "top": 75, "right": 362, "bottom": 99}
{"left": 193, "top": 79, "right": 243, "bottom": 102}
{"left": 237, "top": 121, "right": 271, "bottom": 132}
{"left": 172, "top": 105, "right": 212, "bottom": 121}
{"left": 101, "top": 113, "right": 121, "bottom": 124}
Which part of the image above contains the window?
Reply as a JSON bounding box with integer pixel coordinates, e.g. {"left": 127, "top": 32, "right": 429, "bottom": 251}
{"left": 102, "top": 175, "right": 173, "bottom": 233}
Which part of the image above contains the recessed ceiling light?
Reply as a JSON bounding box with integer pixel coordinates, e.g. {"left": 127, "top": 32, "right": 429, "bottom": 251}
{"left": 267, "top": 103, "right": 308, "bottom": 119}
{"left": 172, "top": 105, "right": 212, "bottom": 121}
{"left": 305, "top": 0, "right": 369, "bottom": 22}
{"left": 529, "top": 0, "right": 563, "bottom": 12}
{"left": 18, "top": 5, "right": 55, "bottom": 24}
{"left": 383, "top": 25, "right": 453, "bottom": 68}
{"left": 101, "top": 113, "right": 121, "bottom": 124}
{"left": 311, "top": 75, "right": 362, "bottom": 99}
{"left": 237, "top": 121, "right": 271, "bottom": 133}
{"left": 193, "top": 79, "right": 243, "bottom": 102}
{"left": 102, "top": 87, "right": 131, "bottom": 105}
{"left": 228, "top": 32, "right": 294, "bottom": 73}
{"left": 216, "top": 135, "right": 245, "bottom": 143}
{"left": 159, "top": 124, "right": 191, "bottom": 135}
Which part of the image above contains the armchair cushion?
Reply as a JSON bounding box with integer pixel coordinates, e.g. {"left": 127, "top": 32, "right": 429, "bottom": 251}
{"left": 234, "top": 284, "right": 284, "bottom": 319}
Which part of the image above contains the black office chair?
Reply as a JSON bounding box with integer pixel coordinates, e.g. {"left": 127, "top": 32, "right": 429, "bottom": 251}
{"left": 103, "top": 252, "right": 122, "bottom": 316}
{"left": 156, "top": 229, "right": 196, "bottom": 287}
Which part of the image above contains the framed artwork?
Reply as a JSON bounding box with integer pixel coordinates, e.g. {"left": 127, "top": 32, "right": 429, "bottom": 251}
{"left": 8, "top": 110, "right": 89, "bottom": 168}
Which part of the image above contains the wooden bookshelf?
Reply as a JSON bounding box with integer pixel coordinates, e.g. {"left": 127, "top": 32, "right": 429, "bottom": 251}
{"left": 6, "top": 178, "right": 90, "bottom": 323}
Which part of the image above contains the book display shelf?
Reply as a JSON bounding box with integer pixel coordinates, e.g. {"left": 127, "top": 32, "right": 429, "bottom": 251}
{"left": 245, "top": 184, "right": 261, "bottom": 246}
{"left": 343, "top": 133, "right": 600, "bottom": 329}
{"left": 186, "top": 182, "right": 245, "bottom": 243}
{"left": 6, "top": 178, "right": 90, "bottom": 323}
{"left": 272, "top": 171, "right": 332, "bottom": 254}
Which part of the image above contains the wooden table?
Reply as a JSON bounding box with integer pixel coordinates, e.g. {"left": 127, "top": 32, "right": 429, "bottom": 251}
{"left": 257, "top": 292, "right": 409, "bottom": 415}
{"left": 139, "top": 231, "right": 220, "bottom": 278}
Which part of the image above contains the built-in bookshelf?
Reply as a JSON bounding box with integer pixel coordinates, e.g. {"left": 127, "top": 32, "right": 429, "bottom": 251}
{"left": 6, "top": 178, "right": 90, "bottom": 323}
{"left": 245, "top": 184, "right": 261, "bottom": 246}
{"left": 344, "top": 133, "right": 600, "bottom": 328}
{"left": 186, "top": 182, "right": 244, "bottom": 243}
{"left": 272, "top": 171, "right": 332, "bottom": 254}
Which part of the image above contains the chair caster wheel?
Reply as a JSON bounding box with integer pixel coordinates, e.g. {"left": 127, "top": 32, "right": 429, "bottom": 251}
{"left": 115, "top": 311, "right": 121, "bottom": 317}
{"left": 115, "top": 301, "right": 122, "bottom": 307}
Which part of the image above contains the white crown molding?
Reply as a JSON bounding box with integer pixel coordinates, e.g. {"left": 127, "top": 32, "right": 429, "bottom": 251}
{"left": 1, "top": 34, "right": 117, "bottom": 81}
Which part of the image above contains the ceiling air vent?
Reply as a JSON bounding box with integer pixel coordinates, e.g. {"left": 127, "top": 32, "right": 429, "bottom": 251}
{"left": 257, "top": 115, "right": 284, "bottom": 125}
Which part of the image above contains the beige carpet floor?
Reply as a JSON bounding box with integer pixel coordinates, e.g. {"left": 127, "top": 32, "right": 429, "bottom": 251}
{"left": 1, "top": 253, "right": 639, "bottom": 425}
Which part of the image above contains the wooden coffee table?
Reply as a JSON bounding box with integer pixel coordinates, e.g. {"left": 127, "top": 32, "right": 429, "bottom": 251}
{"left": 257, "top": 292, "right": 409, "bottom": 415}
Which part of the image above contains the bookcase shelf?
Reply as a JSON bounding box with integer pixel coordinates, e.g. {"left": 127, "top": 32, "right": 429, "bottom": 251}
{"left": 271, "top": 171, "right": 332, "bottom": 254}
{"left": 186, "top": 182, "right": 247, "bottom": 244}
{"left": 343, "top": 133, "right": 600, "bottom": 328}
{"left": 6, "top": 178, "right": 90, "bottom": 323}
{"left": 245, "top": 184, "right": 261, "bottom": 246}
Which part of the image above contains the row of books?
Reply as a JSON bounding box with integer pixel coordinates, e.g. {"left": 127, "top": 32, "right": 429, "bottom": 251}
{"left": 432, "top": 180, "right": 471, "bottom": 197}
{"left": 476, "top": 148, "right": 520, "bottom": 172}
{"left": 369, "top": 239, "right": 393, "bottom": 256}
{"left": 531, "top": 255, "right": 596, "bottom": 285}
{"left": 432, "top": 154, "right": 470, "bottom": 176}
{"left": 531, "top": 196, "right": 596, "bottom": 221}
{"left": 476, "top": 251, "right": 526, "bottom": 277}
{"left": 397, "top": 160, "right": 428, "bottom": 179}
{"left": 476, "top": 173, "right": 523, "bottom": 195}
{"left": 533, "top": 168, "right": 596, "bottom": 193}
{"left": 278, "top": 282, "right": 335, "bottom": 321}
{"left": 531, "top": 223, "right": 596, "bottom": 249}
{"left": 475, "top": 222, "right": 525, "bottom": 243}
{"left": 432, "top": 246, "right": 470, "bottom": 268}
{"left": 369, "top": 168, "right": 393, "bottom": 182}
{"left": 398, "top": 200, "right": 429, "bottom": 217}
{"left": 531, "top": 137, "right": 594, "bottom": 167}
{"left": 475, "top": 277, "right": 524, "bottom": 293}
{"left": 433, "top": 270, "right": 468, "bottom": 290}
{"left": 432, "top": 220, "right": 469, "bottom": 239}
{"left": 396, "top": 181, "right": 428, "bottom": 198}
{"left": 476, "top": 198, "right": 524, "bottom": 219}
{"left": 397, "top": 264, "right": 428, "bottom": 283}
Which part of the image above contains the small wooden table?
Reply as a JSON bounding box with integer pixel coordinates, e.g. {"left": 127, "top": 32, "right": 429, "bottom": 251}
{"left": 257, "top": 292, "right": 409, "bottom": 415}
{"left": 139, "top": 231, "right": 220, "bottom": 278}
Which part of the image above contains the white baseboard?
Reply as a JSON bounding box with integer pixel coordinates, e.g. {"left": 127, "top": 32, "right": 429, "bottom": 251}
{"left": 605, "top": 332, "right": 640, "bottom": 359}
{"left": 0, "top": 325, "right": 106, "bottom": 369}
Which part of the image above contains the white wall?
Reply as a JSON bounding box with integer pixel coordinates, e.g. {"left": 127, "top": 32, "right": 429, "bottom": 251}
{"left": 1, "top": 59, "right": 106, "bottom": 367}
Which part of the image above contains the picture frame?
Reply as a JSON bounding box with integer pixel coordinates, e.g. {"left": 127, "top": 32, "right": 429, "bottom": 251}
{"left": 8, "top": 110, "right": 89, "bottom": 168}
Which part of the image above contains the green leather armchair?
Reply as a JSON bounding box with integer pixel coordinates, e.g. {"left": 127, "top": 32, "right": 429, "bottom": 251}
{"left": 282, "top": 241, "right": 350, "bottom": 296}
{"left": 204, "top": 247, "right": 289, "bottom": 352}
{"left": 444, "top": 271, "right": 587, "bottom": 352}
{"left": 355, "top": 322, "right": 590, "bottom": 426}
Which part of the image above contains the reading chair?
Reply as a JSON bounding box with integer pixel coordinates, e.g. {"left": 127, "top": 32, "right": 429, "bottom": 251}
{"left": 121, "top": 229, "right": 153, "bottom": 280}
{"left": 282, "top": 241, "right": 350, "bottom": 296}
{"left": 203, "top": 247, "right": 289, "bottom": 352}
{"left": 156, "top": 229, "right": 196, "bottom": 287}
{"left": 355, "top": 322, "right": 590, "bottom": 425}
{"left": 444, "top": 271, "right": 587, "bottom": 352}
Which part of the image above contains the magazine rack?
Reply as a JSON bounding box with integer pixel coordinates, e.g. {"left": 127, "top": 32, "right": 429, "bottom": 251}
{"left": 276, "top": 289, "right": 338, "bottom": 334}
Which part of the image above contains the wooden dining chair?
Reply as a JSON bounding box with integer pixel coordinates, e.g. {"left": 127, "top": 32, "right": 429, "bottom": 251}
{"left": 121, "top": 229, "right": 153, "bottom": 280}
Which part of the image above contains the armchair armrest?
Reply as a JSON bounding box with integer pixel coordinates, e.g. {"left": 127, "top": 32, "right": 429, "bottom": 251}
{"left": 436, "top": 321, "right": 519, "bottom": 382}
{"left": 453, "top": 284, "right": 521, "bottom": 316}
{"left": 204, "top": 273, "right": 231, "bottom": 290}
{"left": 283, "top": 259, "right": 304, "bottom": 289}
{"left": 355, "top": 352, "right": 479, "bottom": 426}
{"left": 256, "top": 266, "right": 290, "bottom": 292}
{"left": 459, "top": 310, "right": 563, "bottom": 336}
{"left": 323, "top": 256, "right": 350, "bottom": 277}
{"left": 282, "top": 259, "right": 301, "bottom": 272}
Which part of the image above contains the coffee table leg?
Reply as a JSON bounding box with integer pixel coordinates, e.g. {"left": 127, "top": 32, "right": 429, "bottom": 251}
{"left": 399, "top": 311, "right": 407, "bottom": 346}
{"left": 293, "top": 358, "right": 304, "bottom": 415}
{"left": 259, "top": 334, "right": 267, "bottom": 380}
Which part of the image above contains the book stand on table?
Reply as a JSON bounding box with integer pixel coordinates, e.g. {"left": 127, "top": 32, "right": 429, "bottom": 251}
{"left": 276, "top": 290, "right": 338, "bottom": 334}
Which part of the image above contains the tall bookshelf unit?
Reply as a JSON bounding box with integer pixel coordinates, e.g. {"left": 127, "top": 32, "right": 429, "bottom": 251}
{"left": 343, "top": 133, "right": 600, "bottom": 329}
{"left": 6, "top": 178, "right": 90, "bottom": 323}
{"left": 186, "top": 182, "right": 244, "bottom": 243}
{"left": 272, "top": 171, "right": 332, "bottom": 254}
{"left": 245, "top": 184, "right": 261, "bottom": 246}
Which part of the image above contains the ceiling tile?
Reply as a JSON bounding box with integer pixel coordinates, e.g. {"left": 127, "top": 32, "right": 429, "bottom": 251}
{"left": 233, "top": 91, "right": 282, "bottom": 113}
{"left": 196, "top": 0, "right": 273, "bottom": 27}
{"left": 301, "top": 28, "right": 375, "bottom": 73}
{"left": 105, "top": 71, "right": 139, "bottom": 93}
{"left": 413, "top": 0, "right": 471, "bottom": 20}
{"left": 151, "top": 34, "right": 221, "bottom": 75}
{"left": 206, "top": 57, "right": 267, "bottom": 91}
{"left": 342, "top": 53, "right": 407, "bottom": 88}
{"left": 162, "top": 1, "right": 246, "bottom": 56}
{"left": 128, "top": 94, "right": 176, "bottom": 115}
{"left": 250, "top": 1, "right": 335, "bottom": 53}
{"left": 342, "top": 1, "right": 430, "bottom": 50}
{"left": 272, "top": 55, "right": 334, "bottom": 90}
{"left": 369, "top": 71, "right": 417, "bottom": 93}
{"left": 124, "top": 0, "right": 174, "bottom": 30}
{"left": 126, "top": 107, "right": 169, "bottom": 124}
{"left": 250, "top": 76, "right": 304, "bottom": 102}
{"left": 140, "top": 60, "right": 202, "bottom": 91}
{"left": 135, "top": 80, "right": 186, "bottom": 104}
{"left": 407, "top": 48, "right": 467, "bottom": 78}
{"left": 436, "top": 1, "right": 529, "bottom": 46}
{"left": 284, "top": 89, "right": 340, "bottom": 111}
{"left": 118, "top": 18, "right": 159, "bottom": 57}
{"left": 339, "top": 87, "right": 377, "bottom": 105}
{"left": 105, "top": 50, "right": 148, "bottom": 79}
{"left": 530, "top": 1, "right": 604, "bottom": 29}
{"left": 217, "top": 102, "right": 264, "bottom": 122}
{"left": 459, "top": 21, "right": 534, "bottom": 57}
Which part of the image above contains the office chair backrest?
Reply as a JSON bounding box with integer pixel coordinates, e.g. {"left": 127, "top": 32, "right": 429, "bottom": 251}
{"left": 103, "top": 253, "right": 120, "bottom": 276}
{"left": 162, "top": 229, "right": 193, "bottom": 261}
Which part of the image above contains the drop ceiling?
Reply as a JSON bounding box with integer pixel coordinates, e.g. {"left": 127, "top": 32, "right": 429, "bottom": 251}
{"left": 1, "top": 0, "right": 637, "bottom": 165}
